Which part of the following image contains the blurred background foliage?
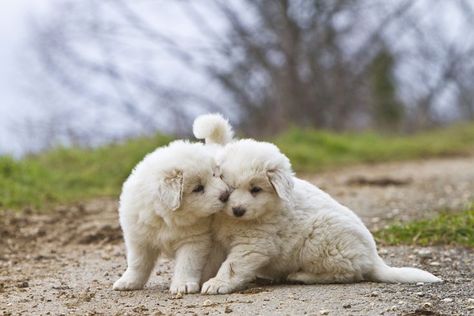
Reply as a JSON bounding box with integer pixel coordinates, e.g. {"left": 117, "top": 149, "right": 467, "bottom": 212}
{"left": 1, "top": 0, "right": 474, "bottom": 209}
{"left": 5, "top": 0, "right": 474, "bottom": 154}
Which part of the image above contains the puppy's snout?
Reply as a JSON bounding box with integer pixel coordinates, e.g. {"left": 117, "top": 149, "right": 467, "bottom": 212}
{"left": 219, "top": 190, "right": 230, "bottom": 203}
{"left": 232, "top": 206, "right": 246, "bottom": 217}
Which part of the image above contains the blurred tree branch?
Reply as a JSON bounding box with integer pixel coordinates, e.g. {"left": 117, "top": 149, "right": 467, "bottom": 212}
{"left": 23, "top": 0, "right": 474, "bottom": 151}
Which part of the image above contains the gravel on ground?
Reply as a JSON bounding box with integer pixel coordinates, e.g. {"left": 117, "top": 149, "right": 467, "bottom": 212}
{"left": 1, "top": 155, "right": 473, "bottom": 315}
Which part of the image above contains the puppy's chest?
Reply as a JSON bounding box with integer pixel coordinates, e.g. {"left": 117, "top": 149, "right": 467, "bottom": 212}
{"left": 212, "top": 220, "right": 277, "bottom": 250}
{"left": 150, "top": 222, "right": 209, "bottom": 256}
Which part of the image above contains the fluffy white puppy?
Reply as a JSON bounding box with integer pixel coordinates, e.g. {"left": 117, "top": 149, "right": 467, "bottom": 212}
{"left": 114, "top": 115, "right": 233, "bottom": 294}
{"left": 202, "top": 139, "right": 441, "bottom": 294}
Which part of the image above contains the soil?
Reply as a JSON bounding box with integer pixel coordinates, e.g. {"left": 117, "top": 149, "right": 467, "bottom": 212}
{"left": 1, "top": 155, "right": 473, "bottom": 316}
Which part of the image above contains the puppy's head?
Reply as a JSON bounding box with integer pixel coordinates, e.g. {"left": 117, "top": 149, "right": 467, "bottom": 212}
{"left": 217, "top": 139, "right": 294, "bottom": 220}
{"left": 127, "top": 140, "right": 229, "bottom": 225}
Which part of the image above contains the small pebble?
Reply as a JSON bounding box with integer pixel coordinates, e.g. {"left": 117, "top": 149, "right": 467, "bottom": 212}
{"left": 343, "top": 304, "right": 351, "bottom": 309}
{"left": 371, "top": 217, "right": 380, "bottom": 223}
{"left": 417, "top": 249, "right": 432, "bottom": 258}
{"left": 422, "top": 302, "right": 432, "bottom": 309}
{"left": 370, "top": 291, "right": 378, "bottom": 297}
{"left": 416, "top": 282, "right": 424, "bottom": 286}
{"left": 202, "top": 299, "right": 212, "bottom": 307}
{"left": 415, "top": 292, "right": 424, "bottom": 297}
{"left": 319, "top": 310, "right": 329, "bottom": 315}
{"left": 174, "top": 292, "right": 183, "bottom": 299}
{"left": 224, "top": 306, "right": 233, "bottom": 313}
{"left": 429, "top": 261, "right": 441, "bottom": 266}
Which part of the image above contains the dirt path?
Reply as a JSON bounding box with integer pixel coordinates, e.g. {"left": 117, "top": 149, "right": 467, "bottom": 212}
{"left": 1, "top": 156, "right": 473, "bottom": 315}
{"left": 304, "top": 155, "right": 474, "bottom": 230}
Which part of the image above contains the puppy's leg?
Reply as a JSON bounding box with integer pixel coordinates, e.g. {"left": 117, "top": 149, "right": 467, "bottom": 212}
{"left": 113, "top": 240, "right": 158, "bottom": 291}
{"left": 287, "top": 271, "right": 360, "bottom": 284}
{"left": 287, "top": 271, "right": 321, "bottom": 284}
{"left": 200, "top": 244, "right": 226, "bottom": 284}
{"left": 170, "top": 240, "right": 210, "bottom": 294}
{"left": 201, "top": 245, "right": 271, "bottom": 295}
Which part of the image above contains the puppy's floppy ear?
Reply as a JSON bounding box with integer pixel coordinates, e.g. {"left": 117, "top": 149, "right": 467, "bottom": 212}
{"left": 157, "top": 169, "right": 183, "bottom": 212}
{"left": 267, "top": 168, "right": 294, "bottom": 202}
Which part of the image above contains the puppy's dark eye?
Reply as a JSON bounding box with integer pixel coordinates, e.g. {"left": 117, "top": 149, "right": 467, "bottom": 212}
{"left": 250, "top": 186, "right": 262, "bottom": 194}
{"left": 193, "top": 185, "right": 205, "bottom": 193}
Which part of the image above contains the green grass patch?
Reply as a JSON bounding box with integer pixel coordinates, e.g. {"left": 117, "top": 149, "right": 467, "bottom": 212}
{"left": 0, "top": 134, "right": 172, "bottom": 210}
{"left": 275, "top": 123, "right": 474, "bottom": 171}
{"left": 1, "top": 123, "right": 474, "bottom": 210}
{"left": 374, "top": 206, "right": 474, "bottom": 247}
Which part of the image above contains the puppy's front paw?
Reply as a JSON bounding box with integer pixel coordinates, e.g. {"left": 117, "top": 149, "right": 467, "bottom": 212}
{"left": 113, "top": 276, "right": 144, "bottom": 291}
{"left": 201, "top": 278, "right": 234, "bottom": 295}
{"left": 170, "top": 281, "right": 200, "bottom": 294}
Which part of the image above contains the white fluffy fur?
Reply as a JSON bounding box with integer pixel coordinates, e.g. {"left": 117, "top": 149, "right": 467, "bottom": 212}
{"left": 113, "top": 140, "right": 229, "bottom": 293}
{"left": 193, "top": 113, "right": 234, "bottom": 145}
{"left": 202, "top": 139, "right": 441, "bottom": 294}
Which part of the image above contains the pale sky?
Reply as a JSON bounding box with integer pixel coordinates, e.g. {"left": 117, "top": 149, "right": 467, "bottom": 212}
{"left": 0, "top": 0, "right": 53, "bottom": 155}
{"left": 0, "top": 0, "right": 51, "bottom": 104}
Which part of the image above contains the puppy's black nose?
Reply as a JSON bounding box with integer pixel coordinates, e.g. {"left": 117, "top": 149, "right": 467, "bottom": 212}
{"left": 232, "top": 206, "right": 246, "bottom": 217}
{"left": 219, "top": 191, "right": 230, "bottom": 203}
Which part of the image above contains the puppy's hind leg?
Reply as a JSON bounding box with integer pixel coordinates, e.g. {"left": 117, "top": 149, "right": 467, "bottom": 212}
{"left": 113, "top": 240, "right": 159, "bottom": 291}
{"left": 287, "top": 271, "right": 321, "bottom": 284}
{"left": 287, "top": 271, "right": 360, "bottom": 284}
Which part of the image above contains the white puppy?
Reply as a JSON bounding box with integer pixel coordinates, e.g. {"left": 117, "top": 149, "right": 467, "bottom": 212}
{"left": 113, "top": 115, "right": 233, "bottom": 294}
{"left": 201, "top": 139, "right": 441, "bottom": 294}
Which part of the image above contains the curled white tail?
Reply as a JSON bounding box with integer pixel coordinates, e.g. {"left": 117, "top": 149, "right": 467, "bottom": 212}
{"left": 193, "top": 113, "right": 234, "bottom": 145}
{"left": 369, "top": 258, "right": 442, "bottom": 283}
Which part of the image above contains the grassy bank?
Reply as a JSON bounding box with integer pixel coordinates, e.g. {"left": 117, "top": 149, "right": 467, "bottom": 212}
{"left": 1, "top": 123, "right": 474, "bottom": 210}
{"left": 375, "top": 205, "right": 474, "bottom": 247}
{"left": 0, "top": 135, "right": 172, "bottom": 209}
{"left": 276, "top": 123, "right": 474, "bottom": 171}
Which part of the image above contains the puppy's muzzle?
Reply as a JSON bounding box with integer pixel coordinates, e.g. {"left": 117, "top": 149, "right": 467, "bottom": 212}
{"left": 232, "top": 206, "right": 246, "bottom": 217}
{"left": 219, "top": 191, "right": 230, "bottom": 203}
